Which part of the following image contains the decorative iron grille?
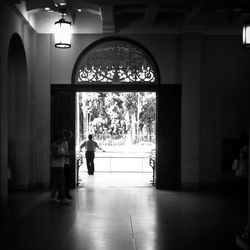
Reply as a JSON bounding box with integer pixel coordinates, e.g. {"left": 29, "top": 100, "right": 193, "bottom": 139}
{"left": 75, "top": 40, "right": 157, "bottom": 83}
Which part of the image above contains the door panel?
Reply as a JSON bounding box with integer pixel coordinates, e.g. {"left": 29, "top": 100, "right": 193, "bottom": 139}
{"left": 51, "top": 88, "right": 76, "bottom": 188}
{"left": 156, "top": 87, "right": 181, "bottom": 189}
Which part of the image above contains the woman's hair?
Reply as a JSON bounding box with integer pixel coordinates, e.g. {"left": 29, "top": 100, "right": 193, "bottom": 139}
{"left": 64, "top": 129, "right": 73, "bottom": 137}
{"left": 53, "top": 132, "right": 65, "bottom": 142}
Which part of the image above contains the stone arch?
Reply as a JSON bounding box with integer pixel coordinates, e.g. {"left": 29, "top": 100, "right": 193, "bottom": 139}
{"left": 8, "top": 33, "right": 29, "bottom": 190}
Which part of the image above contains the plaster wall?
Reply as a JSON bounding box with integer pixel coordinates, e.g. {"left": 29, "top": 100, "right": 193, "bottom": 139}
{"left": 181, "top": 34, "right": 202, "bottom": 187}
{"left": 35, "top": 34, "right": 51, "bottom": 187}
{"left": 200, "top": 35, "right": 250, "bottom": 185}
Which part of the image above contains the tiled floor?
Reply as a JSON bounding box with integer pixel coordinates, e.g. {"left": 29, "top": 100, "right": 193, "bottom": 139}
{"left": 0, "top": 173, "right": 247, "bottom": 250}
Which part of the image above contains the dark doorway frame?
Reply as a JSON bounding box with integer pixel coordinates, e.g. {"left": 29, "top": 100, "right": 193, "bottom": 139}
{"left": 51, "top": 84, "right": 181, "bottom": 190}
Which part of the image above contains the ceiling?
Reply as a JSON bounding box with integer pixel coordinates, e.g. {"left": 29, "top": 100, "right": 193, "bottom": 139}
{"left": 10, "top": 0, "right": 250, "bottom": 34}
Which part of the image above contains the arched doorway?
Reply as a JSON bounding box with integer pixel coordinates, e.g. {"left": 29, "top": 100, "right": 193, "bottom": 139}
{"left": 74, "top": 38, "right": 158, "bottom": 185}
{"left": 51, "top": 37, "right": 181, "bottom": 189}
{"left": 7, "top": 33, "right": 29, "bottom": 190}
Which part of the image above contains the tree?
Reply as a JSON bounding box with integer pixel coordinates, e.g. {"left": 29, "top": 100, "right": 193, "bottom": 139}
{"left": 79, "top": 92, "right": 156, "bottom": 143}
{"left": 123, "top": 92, "right": 138, "bottom": 143}
{"left": 139, "top": 93, "right": 156, "bottom": 141}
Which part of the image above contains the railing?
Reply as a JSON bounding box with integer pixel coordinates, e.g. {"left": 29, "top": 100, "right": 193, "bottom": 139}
{"left": 76, "top": 151, "right": 153, "bottom": 173}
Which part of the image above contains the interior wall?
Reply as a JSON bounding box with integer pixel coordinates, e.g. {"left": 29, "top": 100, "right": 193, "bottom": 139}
{"left": 200, "top": 35, "right": 250, "bottom": 185}
{"left": 181, "top": 33, "right": 202, "bottom": 188}
{"left": 0, "top": 19, "right": 8, "bottom": 206}
{"left": 35, "top": 34, "right": 51, "bottom": 187}
{"left": 0, "top": 51, "right": 2, "bottom": 202}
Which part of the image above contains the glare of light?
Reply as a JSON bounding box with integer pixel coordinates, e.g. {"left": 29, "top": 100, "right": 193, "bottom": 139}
{"left": 54, "top": 18, "right": 71, "bottom": 49}
{"left": 242, "top": 22, "right": 250, "bottom": 48}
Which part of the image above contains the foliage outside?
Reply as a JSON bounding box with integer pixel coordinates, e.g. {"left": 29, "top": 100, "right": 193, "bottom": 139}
{"left": 78, "top": 92, "right": 156, "bottom": 146}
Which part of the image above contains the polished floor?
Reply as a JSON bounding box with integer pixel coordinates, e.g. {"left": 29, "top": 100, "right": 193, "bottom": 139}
{"left": 0, "top": 173, "right": 247, "bottom": 250}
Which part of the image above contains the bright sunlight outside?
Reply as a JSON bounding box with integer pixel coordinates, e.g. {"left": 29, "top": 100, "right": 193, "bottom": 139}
{"left": 75, "top": 92, "right": 156, "bottom": 174}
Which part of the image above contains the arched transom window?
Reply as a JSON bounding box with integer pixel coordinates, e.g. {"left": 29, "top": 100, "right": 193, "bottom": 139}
{"left": 74, "top": 40, "right": 157, "bottom": 84}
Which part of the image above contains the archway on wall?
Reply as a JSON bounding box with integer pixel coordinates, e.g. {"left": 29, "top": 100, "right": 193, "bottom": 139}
{"left": 7, "top": 33, "right": 29, "bottom": 190}
{"left": 72, "top": 38, "right": 158, "bottom": 186}
{"left": 75, "top": 38, "right": 158, "bottom": 186}
{"left": 51, "top": 37, "right": 181, "bottom": 189}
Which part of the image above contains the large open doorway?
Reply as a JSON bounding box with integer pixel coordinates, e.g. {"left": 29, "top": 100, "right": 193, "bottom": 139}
{"left": 75, "top": 91, "right": 156, "bottom": 187}
{"left": 51, "top": 84, "right": 181, "bottom": 190}
{"left": 52, "top": 34, "right": 180, "bottom": 190}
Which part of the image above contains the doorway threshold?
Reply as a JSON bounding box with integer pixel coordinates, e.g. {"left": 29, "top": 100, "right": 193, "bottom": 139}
{"left": 78, "top": 172, "right": 153, "bottom": 187}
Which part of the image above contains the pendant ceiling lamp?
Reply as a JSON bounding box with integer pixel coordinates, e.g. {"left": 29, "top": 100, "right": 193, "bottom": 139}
{"left": 242, "top": 21, "right": 250, "bottom": 48}
{"left": 54, "top": 9, "right": 71, "bottom": 48}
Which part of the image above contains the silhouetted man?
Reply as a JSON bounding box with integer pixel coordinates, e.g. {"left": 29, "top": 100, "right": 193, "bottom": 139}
{"left": 80, "top": 134, "right": 105, "bottom": 175}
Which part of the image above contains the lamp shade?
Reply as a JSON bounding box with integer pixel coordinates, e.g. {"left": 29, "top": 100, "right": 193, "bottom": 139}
{"left": 242, "top": 22, "right": 250, "bottom": 48}
{"left": 54, "top": 18, "right": 71, "bottom": 48}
